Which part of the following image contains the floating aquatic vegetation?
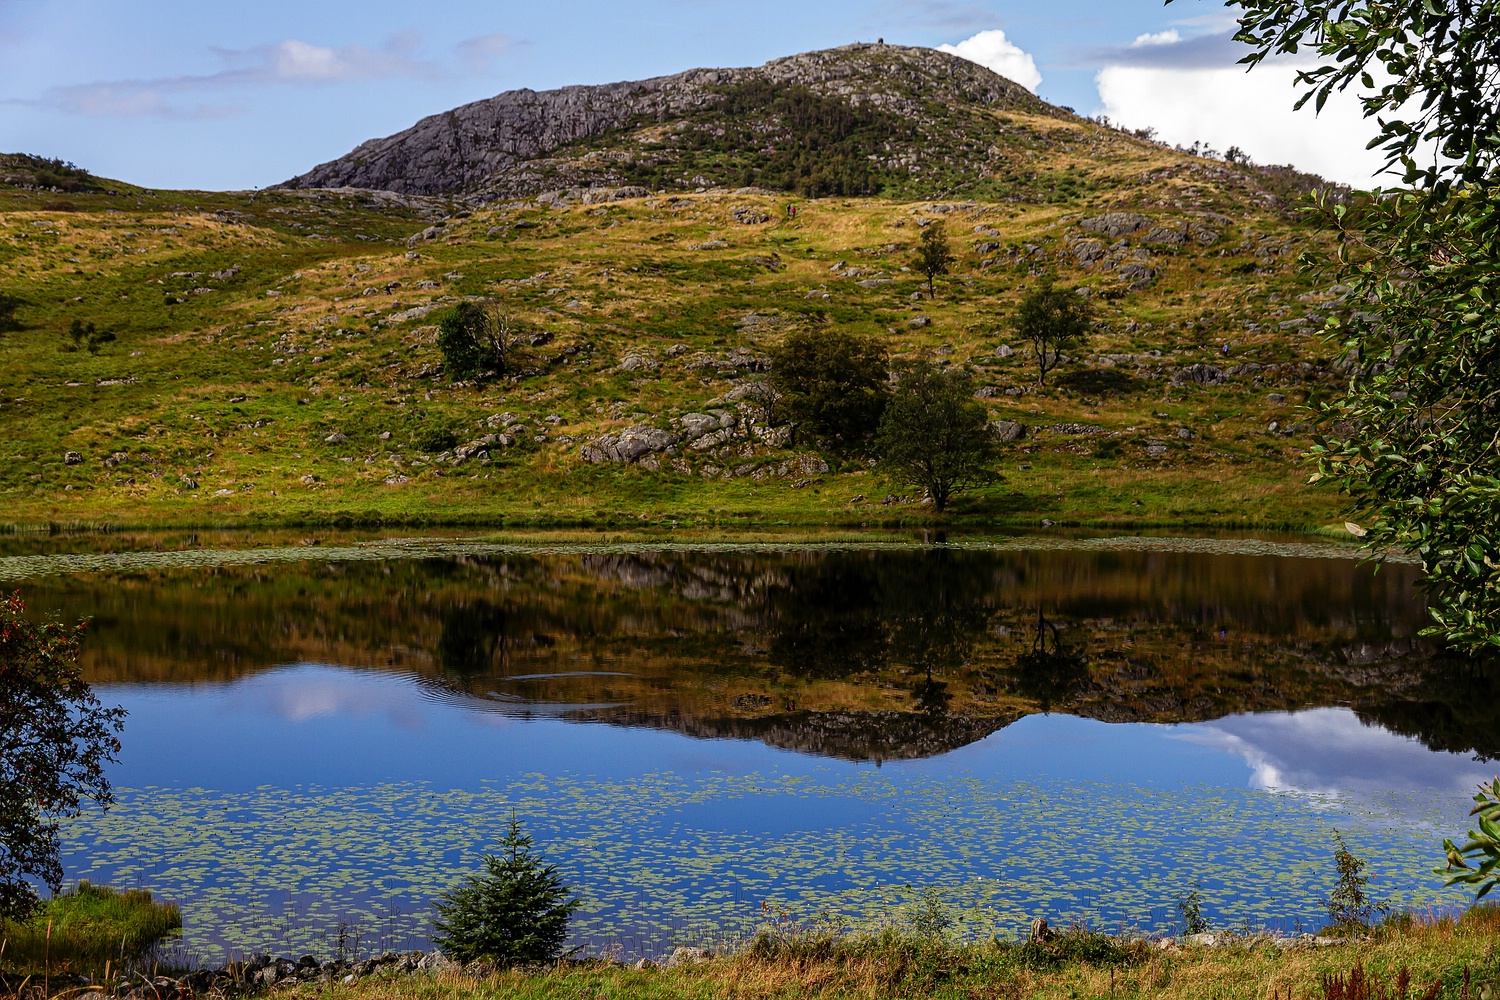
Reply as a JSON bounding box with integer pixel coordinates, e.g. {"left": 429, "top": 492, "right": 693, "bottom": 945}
{"left": 62, "top": 769, "right": 1469, "bottom": 964}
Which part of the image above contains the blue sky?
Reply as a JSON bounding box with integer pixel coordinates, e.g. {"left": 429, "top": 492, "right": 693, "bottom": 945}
{"left": 0, "top": 0, "right": 1388, "bottom": 190}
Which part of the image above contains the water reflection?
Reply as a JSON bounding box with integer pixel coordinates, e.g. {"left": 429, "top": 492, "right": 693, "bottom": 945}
{"left": 1181, "top": 709, "right": 1495, "bottom": 797}
{"left": 17, "top": 543, "right": 1496, "bottom": 961}
{"left": 19, "top": 546, "right": 1498, "bottom": 762}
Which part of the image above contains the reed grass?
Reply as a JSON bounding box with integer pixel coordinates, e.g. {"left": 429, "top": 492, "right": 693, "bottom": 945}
{"left": 0, "top": 881, "right": 181, "bottom": 978}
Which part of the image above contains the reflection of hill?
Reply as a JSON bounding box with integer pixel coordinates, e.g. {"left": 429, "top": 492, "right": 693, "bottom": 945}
{"left": 566, "top": 709, "right": 1022, "bottom": 763}
{"left": 20, "top": 546, "right": 1492, "bottom": 762}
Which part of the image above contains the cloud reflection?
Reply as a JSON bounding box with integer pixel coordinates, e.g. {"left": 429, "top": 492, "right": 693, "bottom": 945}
{"left": 227, "top": 664, "right": 433, "bottom": 731}
{"left": 1176, "top": 708, "right": 1495, "bottom": 798}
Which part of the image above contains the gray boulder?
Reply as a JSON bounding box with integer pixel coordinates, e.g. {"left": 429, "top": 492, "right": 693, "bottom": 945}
{"left": 1116, "top": 261, "right": 1156, "bottom": 290}
{"left": 664, "top": 946, "right": 714, "bottom": 969}
{"left": 1080, "top": 212, "right": 1155, "bottom": 238}
{"left": 1171, "top": 364, "right": 1226, "bottom": 386}
{"left": 1067, "top": 237, "right": 1106, "bottom": 264}
{"left": 678, "top": 410, "right": 736, "bottom": 442}
{"left": 989, "top": 420, "right": 1025, "bottom": 441}
{"left": 617, "top": 351, "right": 659, "bottom": 373}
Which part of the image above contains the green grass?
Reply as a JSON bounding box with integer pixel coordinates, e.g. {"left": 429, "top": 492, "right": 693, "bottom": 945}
{"left": 0, "top": 881, "right": 181, "bottom": 977}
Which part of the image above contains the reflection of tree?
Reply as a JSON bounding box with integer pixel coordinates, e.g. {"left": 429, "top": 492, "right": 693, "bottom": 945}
{"left": 910, "top": 675, "right": 951, "bottom": 717}
{"left": 886, "top": 551, "right": 993, "bottom": 678}
{"left": 1357, "top": 653, "right": 1500, "bottom": 760}
{"left": 437, "top": 601, "right": 514, "bottom": 676}
{"left": 767, "top": 555, "right": 889, "bottom": 679}
{"left": 766, "top": 551, "right": 995, "bottom": 691}
{"left": 1010, "top": 608, "right": 1089, "bottom": 710}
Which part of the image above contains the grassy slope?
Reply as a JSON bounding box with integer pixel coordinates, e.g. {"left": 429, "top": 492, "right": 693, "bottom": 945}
{"left": 0, "top": 113, "right": 1347, "bottom": 531}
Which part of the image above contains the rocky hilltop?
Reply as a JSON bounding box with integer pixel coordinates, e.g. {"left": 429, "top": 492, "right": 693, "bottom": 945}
{"left": 279, "top": 44, "right": 1056, "bottom": 201}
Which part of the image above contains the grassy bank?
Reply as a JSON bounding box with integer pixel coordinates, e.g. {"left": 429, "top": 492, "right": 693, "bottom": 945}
{"left": 278, "top": 912, "right": 1500, "bottom": 1000}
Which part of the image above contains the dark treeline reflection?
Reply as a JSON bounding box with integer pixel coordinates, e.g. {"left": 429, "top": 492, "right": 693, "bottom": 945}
{"left": 19, "top": 547, "right": 1499, "bottom": 760}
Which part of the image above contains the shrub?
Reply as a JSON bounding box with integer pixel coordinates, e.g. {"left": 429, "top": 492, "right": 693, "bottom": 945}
{"left": 60, "top": 319, "right": 115, "bottom": 355}
{"left": 768, "top": 329, "right": 889, "bottom": 453}
{"left": 431, "top": 816, "right": 579, "bottom": 965}
{"left": 437, "top": 303, "right": 518, "bottom": 381}
{"left": 0, "top": 293, "right": 22, "bottom": 334}
{"left": 1177, "top": 888, "right": 1209, "bottom": 935}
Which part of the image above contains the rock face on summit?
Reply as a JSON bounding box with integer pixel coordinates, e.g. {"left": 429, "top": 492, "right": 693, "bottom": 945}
{"left": 279, "top": 44, "right": 1054, "bottom": 200}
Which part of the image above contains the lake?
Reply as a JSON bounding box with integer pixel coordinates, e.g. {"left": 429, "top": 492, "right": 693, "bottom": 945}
{"left": 7, "top": 534, "right": 1493, "bottom": 964}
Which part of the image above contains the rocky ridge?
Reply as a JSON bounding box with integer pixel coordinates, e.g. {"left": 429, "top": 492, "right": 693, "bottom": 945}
{"left": 279, "top": 44, "right": 1055, "bottom": 200}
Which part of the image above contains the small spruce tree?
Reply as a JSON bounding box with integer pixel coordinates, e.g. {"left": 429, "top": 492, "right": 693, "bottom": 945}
{"left": 431, "top": 816, "right": 579, "bottom": 965}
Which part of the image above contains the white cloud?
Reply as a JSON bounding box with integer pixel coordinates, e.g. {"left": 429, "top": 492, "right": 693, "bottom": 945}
{"left": 12, "top": 30, "right": 517, "bottom": 120}
{"left": 1131, "top": 30, "right": 1181, "bottom": 48}
{"left": 455, "top": 32, "right": 519, "bottom": 75}
{"left": 1093, "top": 35, "right": 1397, "bottom": 188}
{"left": 939, "top": 29, "right": 1042, "bottom": 92}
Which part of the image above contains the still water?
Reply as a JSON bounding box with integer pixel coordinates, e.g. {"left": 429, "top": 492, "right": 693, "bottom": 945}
{"left": 9, "top": 537, "right": 1495, "bottom": 962}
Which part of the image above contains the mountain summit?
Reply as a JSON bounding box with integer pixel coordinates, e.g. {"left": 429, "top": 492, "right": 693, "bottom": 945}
{"left": 278, "top": 44, "right": 1064, "bottom": 201}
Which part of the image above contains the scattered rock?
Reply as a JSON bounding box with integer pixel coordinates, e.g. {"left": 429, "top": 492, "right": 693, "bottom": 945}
{"left": 1171, "top": 364, "right": 1225, "bottom": 386}
{"left": 64, "top": 451, "right": 83, "bottom": 465}
{"left": 103, "top": 451, "right": 129, "bottom": 468}
{"left": 731, "top": 207, "right": 771, "bottom": 225}
{"left": 909, "top": 316, "right": 932, "bottom": 328}
{"left": 994, "top": 344, "right": 1014, "bottom": 358}
{"left": 324, "top": 432, "right": 349, "bottom": 443}
{"left": 581, "top": 425, "right": 679, "bottom": 464}
{"left": 617, "top": 351, "right": 659, "bottom": 373}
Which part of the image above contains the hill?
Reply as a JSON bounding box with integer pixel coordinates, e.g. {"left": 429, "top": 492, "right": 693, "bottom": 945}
{"left": 279, "top": 44, "right": 1053, "bottom": 201}
{"left": 0, "top": 46, "right": 1356, "bottom": 532}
